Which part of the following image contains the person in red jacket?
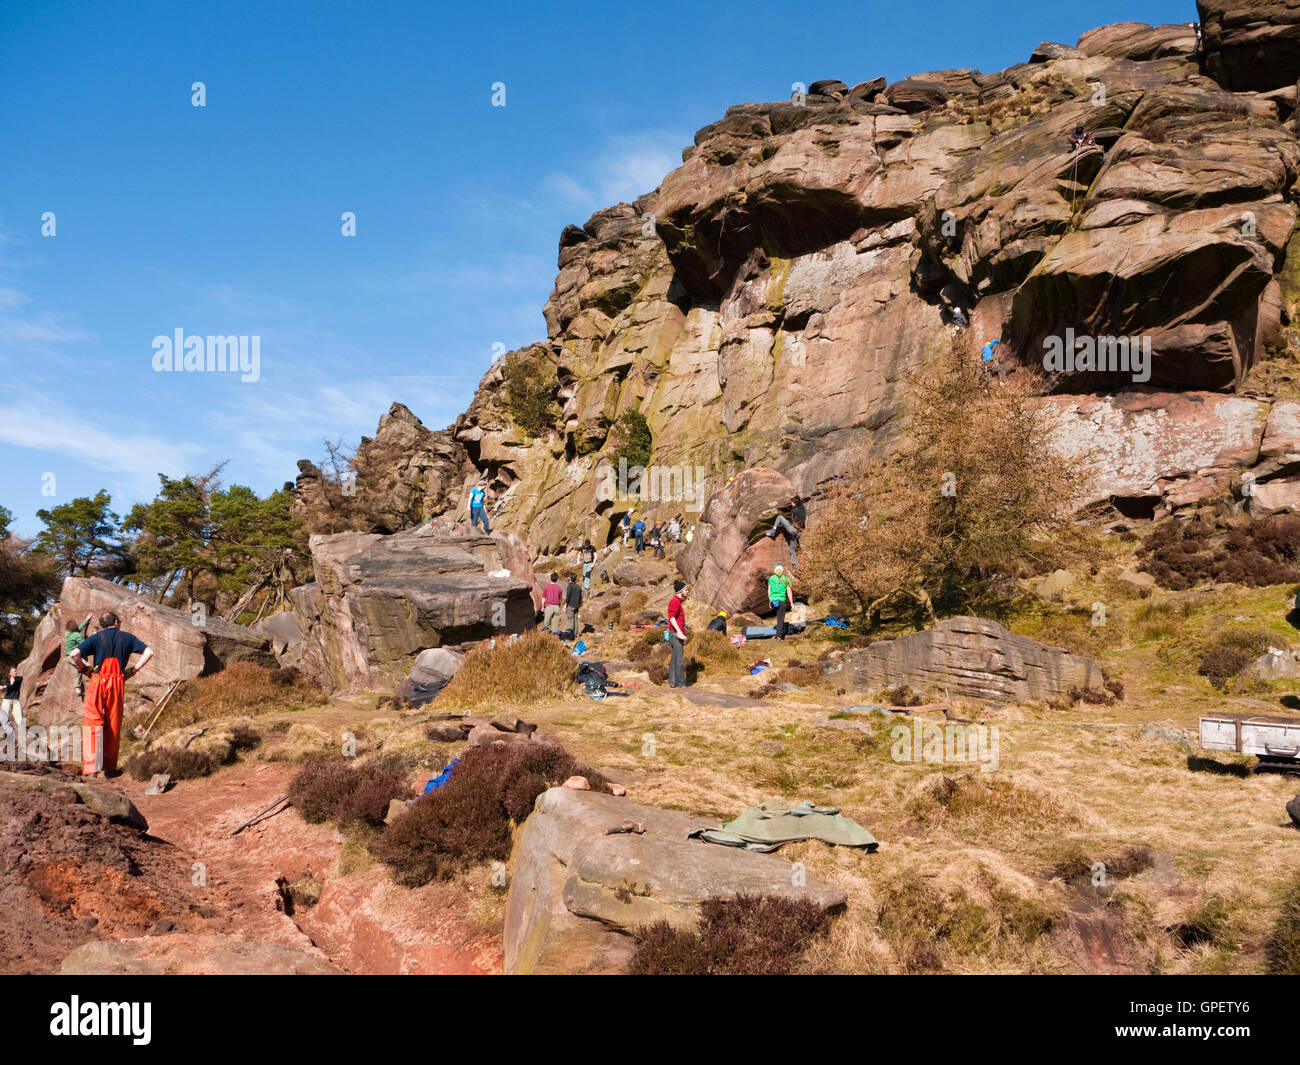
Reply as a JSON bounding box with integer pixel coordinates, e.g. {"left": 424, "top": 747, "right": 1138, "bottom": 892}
{"left": 540, "top": 573, "right": 564, "bottom": 634}
{"left": 667, "top": 581, "right": 689, "bottom": 688}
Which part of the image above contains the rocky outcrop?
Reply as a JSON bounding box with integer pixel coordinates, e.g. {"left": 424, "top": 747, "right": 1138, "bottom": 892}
{"left": 678, "top": 468, "right": 798, "bottom": 613}
{"left": 395, "top": 647, "right": 466, "bottom": 706}
{"left": 18, "top": 577, "right": 275, "bottom": 727}
{"left": 0, "top": 770, "right": 147, "bottom": 831}
{"left": 824, "top": 616, "right": 1105, "bottom": 703}
{"left": 332, "top": 9, "right": 1300, "bottom": 553}
{"left": 1199, "top": 0, "right": 1300, "bottom": 91}
{"left": 291, "top": 523, "right": 536, "bottom": 691}
{"left": 505, "top": 786, "right": 847, "bottom": 975}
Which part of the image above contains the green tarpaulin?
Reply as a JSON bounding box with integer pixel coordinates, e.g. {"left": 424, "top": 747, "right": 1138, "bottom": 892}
{"left": 689, "top": 800, "right": 878, "bottom": 853}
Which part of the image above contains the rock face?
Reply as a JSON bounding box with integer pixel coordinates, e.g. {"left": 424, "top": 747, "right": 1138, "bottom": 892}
{"left": 1199, "top": 0, "right": 1300, "bottom": 91}
{"left": 328, "top": 10, "right": 1300, "bottom": 553}
{"left": 18, "top": 577, "right": 275, "bottom": 727}
{"left": 678, "top": 468, "right": 798, "bottom": 613}
{"left": 290, "top": 523, "right": 536, "bottom": 691}
{"left": 394, "top": 647, "right": 466, "bottom": 706}
{"left": 505, "top": 786, "right": 847, "bottom": 975}
{"left": 0, "top": 770, "right": 148, "bottom": 831}
{"left": 60, "top": 934, "right": 340, "bottom": 975}
{"left": 825, "top": 616, "right": 1105, "bottom": 703}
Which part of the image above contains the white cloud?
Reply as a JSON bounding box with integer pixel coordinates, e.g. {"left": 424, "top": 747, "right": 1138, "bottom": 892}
{"left": 544, "top": 130, "right": 685, "bottom": 213}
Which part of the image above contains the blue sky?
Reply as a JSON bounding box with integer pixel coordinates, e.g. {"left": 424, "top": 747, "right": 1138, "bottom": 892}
{"left": 0, "top": 0, "right": 1193, "bottom": 536}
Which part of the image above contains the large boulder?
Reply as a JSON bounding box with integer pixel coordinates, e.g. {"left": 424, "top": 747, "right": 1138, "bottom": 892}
{"left": 291, "top": 523, "right": 535, "bottom": 691}
{"left": 825, "top": 616, "right": 1105, "bottom": 704}
{"left": 678, "top": 468, "right": 799, "bottom": 614}
{"left": 505, "top": 787, "right": 847, "bottom": 975}
{"left": 394, "top": 647, "right": 466, "bottom": 706}
{"left": 1077, "top": 22, "right": 1197, "bottom": 60}
{"left": 18, "top": 577, "right": 275, "bottom": 727}
{"left": 1199, "top": 0, "right": 1300, "bottom": 91}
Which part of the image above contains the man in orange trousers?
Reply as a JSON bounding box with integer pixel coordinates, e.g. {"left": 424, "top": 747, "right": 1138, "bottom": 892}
{"left": 69, "top": 611, "right": 154, "bottom": 777}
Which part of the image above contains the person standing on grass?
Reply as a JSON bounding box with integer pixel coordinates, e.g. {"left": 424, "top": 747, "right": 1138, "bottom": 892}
{"left": 564, "top": 573, "right": 583, "bottom": 637}
{"left": 69, "top": 611, "right": 154, "bottom": 778}
{"left": 1, "top": 667, "right": 22, "bottom": 738}
{"left": 467, "top": 479, "right": 491, "bottom": 533}
{"left": 65, "top": 612, "right": 94, "bottom": 699}
{"left": 580, "top": 539, "right": 596, "bottom": 590}
{"left": 540, "top": 573, "right": 564, "bottom": 634}
{"left": 667, "top": 581, "right": 689, "bottom": 688}
{"left": 768, "top": 564, "right": 795, "bottom": 641}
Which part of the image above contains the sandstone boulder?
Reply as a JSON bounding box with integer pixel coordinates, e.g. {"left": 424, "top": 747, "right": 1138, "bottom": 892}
{"left": 291, "top": 524, "right": 535, "bottom": 691}
{"left": 395, "top": 647, "right": 466, "bottom": 706}
{"left": 678, "top": 468, "right": 799, "bottom": 614}
{"left": 19, "top": 577, "right": 275, "bottom": 727}
{"left": 0, "top": 770, "right": 148, "bottom": 831}
{"left": 505, "top": 787, "right": 847, "bottom": 975}
{"left": 1077, "top": 22, "right": 1196, "bottom": 60}
{"left": 824, "top": 616, "right": 1105, "bottom": 703}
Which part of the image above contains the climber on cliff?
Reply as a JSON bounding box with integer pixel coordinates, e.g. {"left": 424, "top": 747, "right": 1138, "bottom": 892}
{"left": 467, "top": 479, "right": 491, "bottom": 533}
{"left": 764, "top": 495, "right": 807, "bottom": 569}
{"left": 70, "top": 612, "right": 154, "bottom": 778}
{"left": 1068, "top": 123, "right": 1096, "bottom": 151}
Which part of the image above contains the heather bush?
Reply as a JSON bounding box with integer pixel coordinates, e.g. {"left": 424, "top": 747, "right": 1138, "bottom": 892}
{"left": 376, "top": 742, "right": 608, "bottom": 887}
{"left": 288, "top": 754, "right": 409, "bottom": 828}
{"left": 628, "top": 894, "right": 832, "bottom": 975}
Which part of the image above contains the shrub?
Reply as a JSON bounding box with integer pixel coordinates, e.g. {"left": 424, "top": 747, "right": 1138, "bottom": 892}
{"left": 888, "top": 684, "right": 923, "bottom": 707}
{"left": 688, "top": 629, "right": 744, "bottom": 672}
{"left": 124, "top": 746, "right": 216, "bottom": 781}
{"left": 502, "top": 351, "right": 557, "bottom": 437}
{"left": 375, "top": 742, "right": 609, "bottom": 886}
{"left": 1139, "top": 514, "right": 1300, "bottom": 590}
{"left": 1197, "top": 628, "right": 1274, "bottom": 689}
{"left": 288, "top": 754, "right": 409, "bottom": 828}
{"left": 437, "top": 630, "right": 577, "bottom": 708}
{"left": 628, "top": 894, "right": 832, "bottom": 975}
{"left": 609, "top": 409, "right": 652, "bottom": 469}
{"left": 228, "top": 723, "right": 262, "bottom": 753}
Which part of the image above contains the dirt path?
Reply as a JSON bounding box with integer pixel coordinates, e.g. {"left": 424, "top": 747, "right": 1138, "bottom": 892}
{"left": 113, "top": 762, "right": 502, "bottom": 974}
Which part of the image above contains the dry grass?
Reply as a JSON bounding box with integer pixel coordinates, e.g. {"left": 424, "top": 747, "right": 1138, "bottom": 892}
{"left": 437, "top": 630, "right": 577, "bottom": 709}
{"left": 159, "top": 661, "right": 327, "bottom": 729}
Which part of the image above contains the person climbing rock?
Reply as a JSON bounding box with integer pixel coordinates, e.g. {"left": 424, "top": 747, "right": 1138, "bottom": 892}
{"left": 70, "top": 612, "right": 154, "bottom": 778}
{"left": 1068, "top": 123, "right": 1095, "bottom": 150}
{"left": 468, "top": 479, "right": 491, "bottom": 532}
{"left": 667, "top": 581, "right": 689, "bottom": 688}
{"left": 563, "top": 573, "right": 583, "bottom": 637}
{"left": 64, "top": 612, "right": 94, "bottom": 699}
{"left": 580, "top": 540, "right": 596, "bottom": 589}
{"left": 764, "top": 495, "right": 807, "bottom": 568}
{"left": 540, "top": 573, "right": 564, "bottom": 634}
{"left": 768, "top": 564, "right": 795, "bottom": 640}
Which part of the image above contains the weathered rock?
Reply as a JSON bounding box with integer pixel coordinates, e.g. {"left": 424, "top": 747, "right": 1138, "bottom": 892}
{"left": 1077, "top": 22, "right": 1197, "bottom": 60}
{"left": 678, "top": 468, "right": 798, "bottom": 614}
{"left": 1245, "top": 647, "right": 1300, "bottom": 680}
{"left": 1139, "top": 722, "right": 1193, "bottom": 748}
{"left": 825, "top": 616, "right": 1105, "bottom": 704}
{"left": 250, "top": 610, "right": 305, "bottom": 669}
{"left": 1199, "top": 0, "right": 1300, "bottom": 91}
{"left": 0, "top": 770, "right": 149, "bottom": 831}
{"left": 1286, "top": 794, "right": 1300, "bottom": 826}
{"left": 60, "top": 933, "right": 340, "bottom": 975}
{"left": 19, "top": 577, "right": 275, "bottom": 727}
{"left": 291, "top": 525, "right": 534, "bottom": 691}
{"left": 505, "top": 786, "right": 846, "bottom": 975}
{"left": 395, "top": 646, "right": 465, "bottom": 706}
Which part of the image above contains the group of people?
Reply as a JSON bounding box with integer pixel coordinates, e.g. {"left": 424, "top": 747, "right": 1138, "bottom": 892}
{"left": 2, "top": 610, "right": 153, "bottom": 779}
{"left": 539, "top": 572, "right": 584, "bottom": 638}
{"left": 621, "top": 511, "right": 692, "bottom": 555}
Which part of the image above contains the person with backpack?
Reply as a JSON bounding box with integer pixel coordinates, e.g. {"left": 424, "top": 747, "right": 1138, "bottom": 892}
{"left": 632, "top": 516, "right": 647, "bottom": 553}
{"left": 580, "top": 540, "right": 596, "bottom": 589}
{"left": 64, "top": 612, "right": 94, "bottom": 699}
{"left": 69, "top": 611, "right": 154, "bottom": 777}
{"left": 564, "top": 574, "right": 583, "bottom": 637}
{"left": 540, "top": 573, "right": 564, "bottom": 634}
{"left": 768, "top": 564, "right": 795, "bottom": 641}
{"left": 667, "top": 581, "right": 689, "bottom": 688}
{"left": 467, "top": 480, "right": 491, "bottom": 533}
{"left": 1068, "top": 123, "right": 1096, "bottom": 151}
{"left": 706, "top": 609, "right": 727, "bottom": 634}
